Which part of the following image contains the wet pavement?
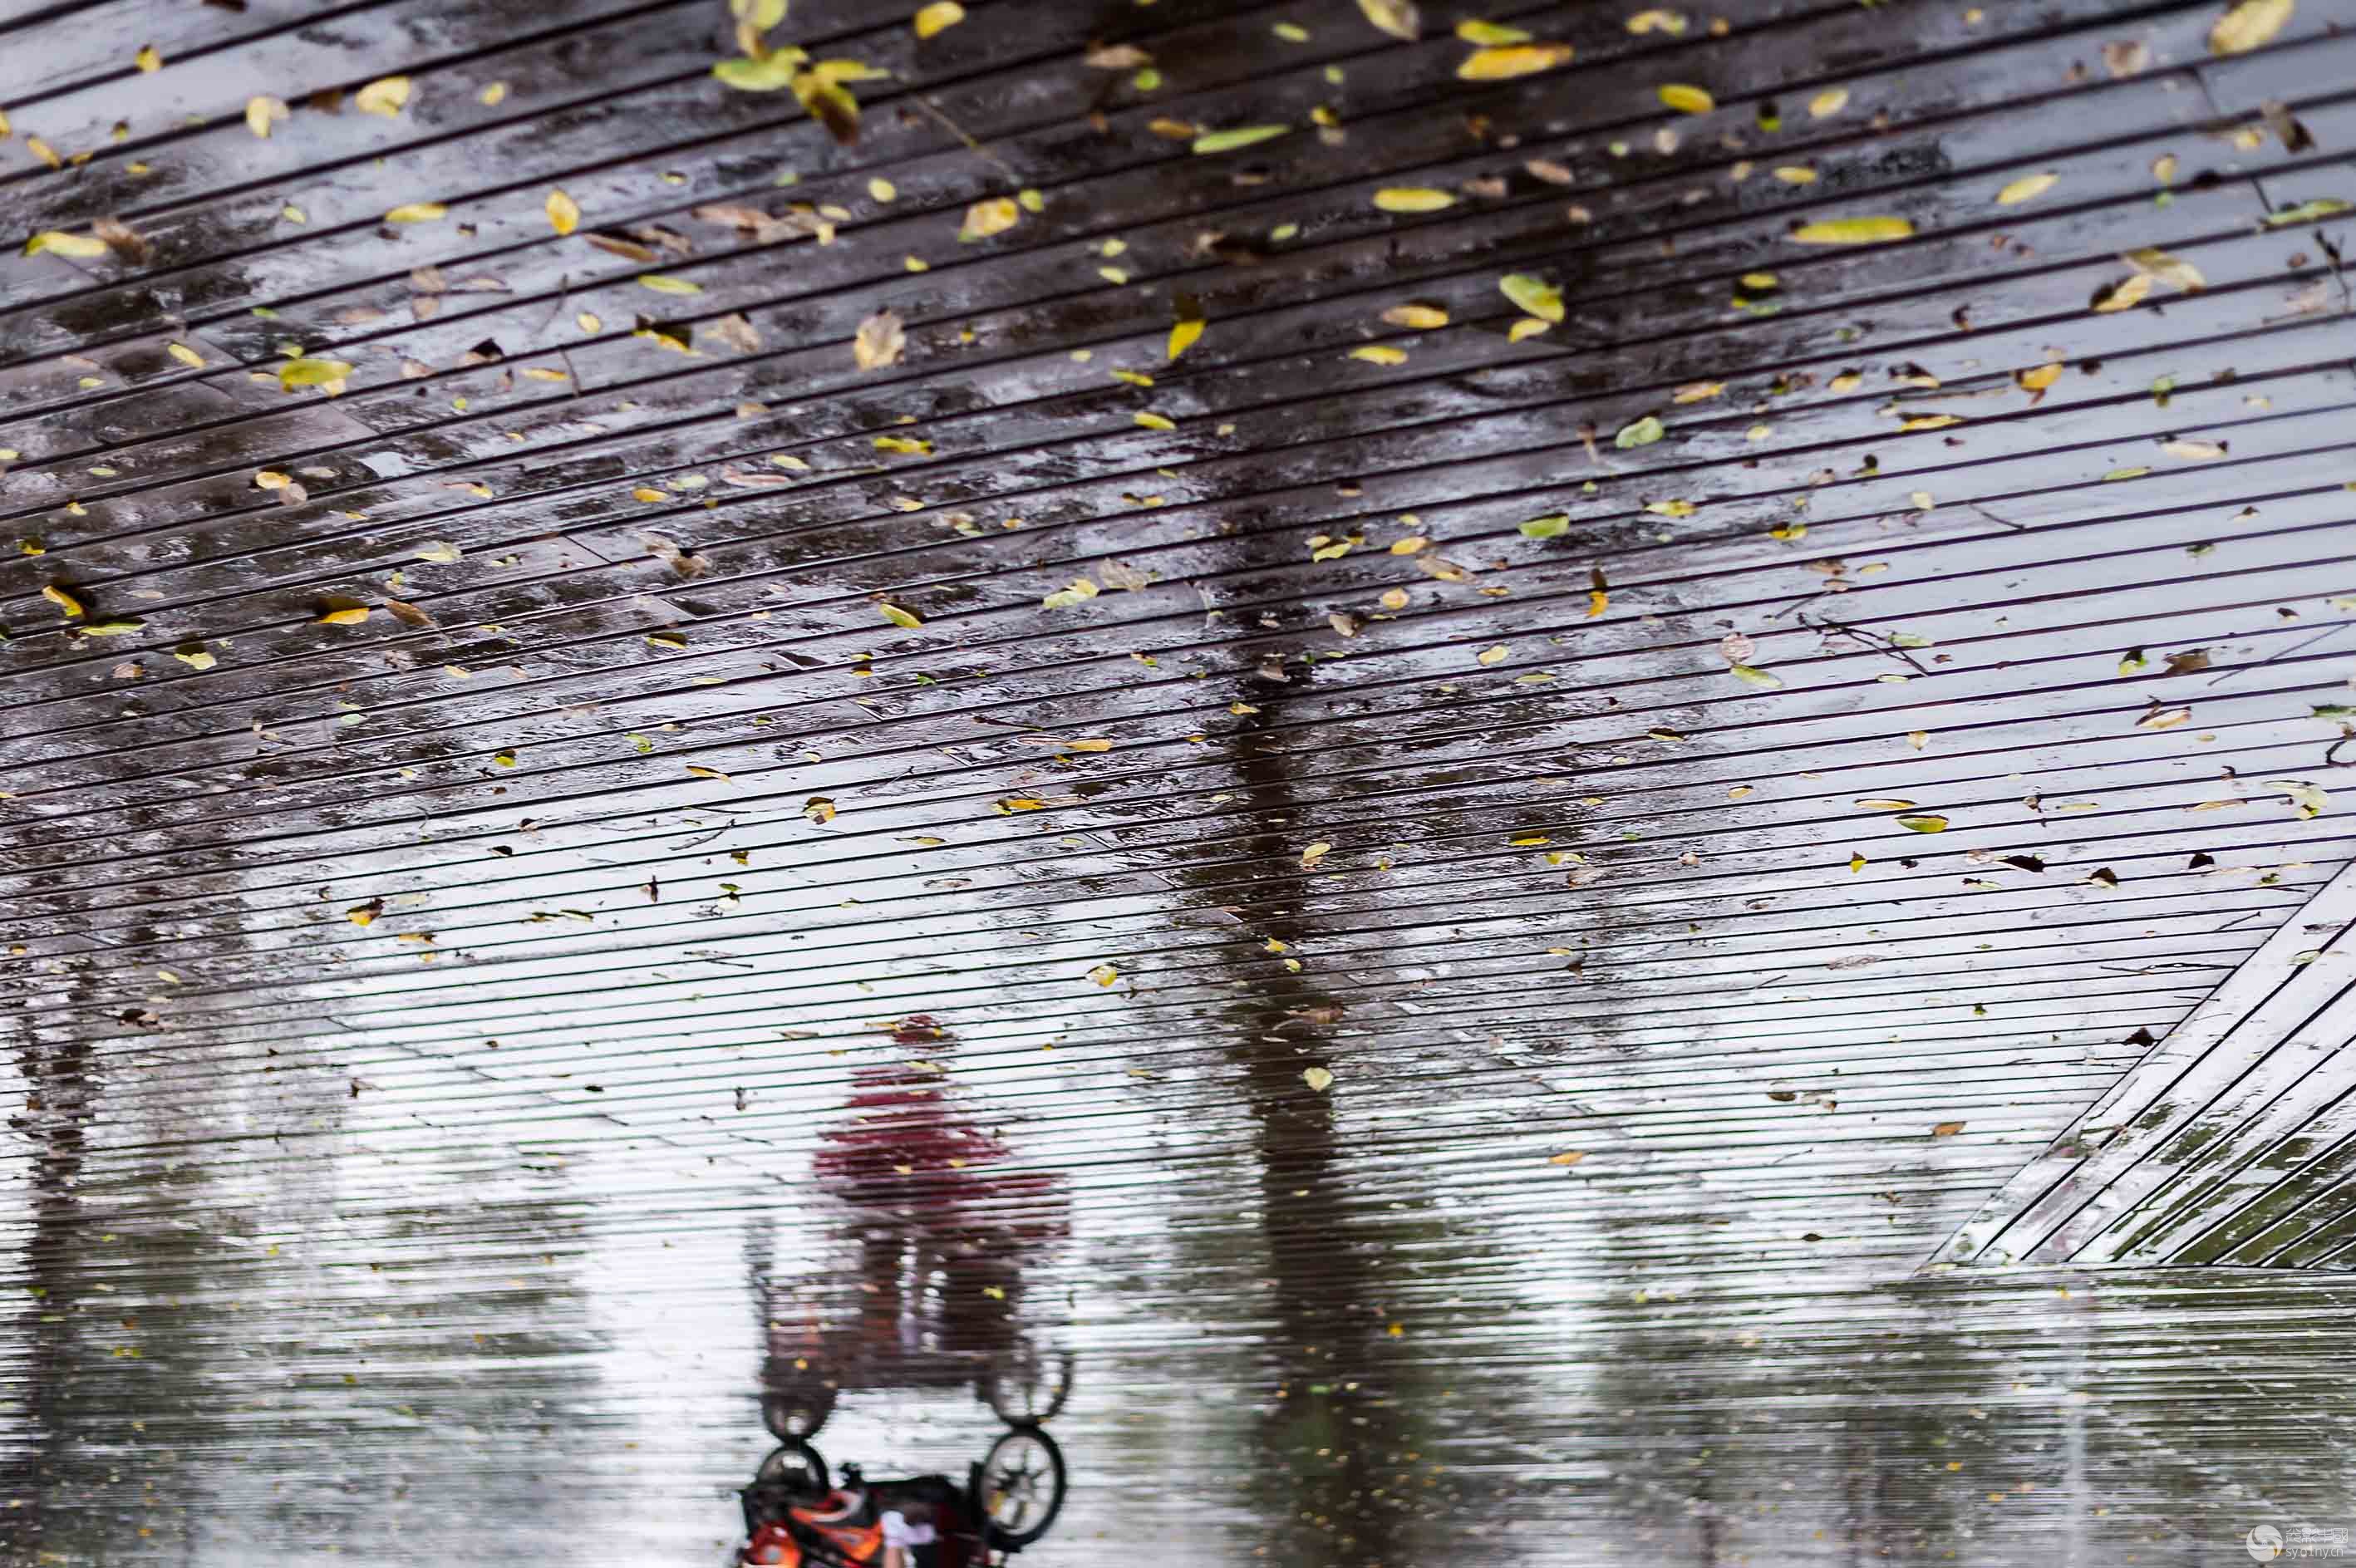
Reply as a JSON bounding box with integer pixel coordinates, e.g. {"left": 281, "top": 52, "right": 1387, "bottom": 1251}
{"left": 2, "top": 0, "right": 2354, "bottom": 1563}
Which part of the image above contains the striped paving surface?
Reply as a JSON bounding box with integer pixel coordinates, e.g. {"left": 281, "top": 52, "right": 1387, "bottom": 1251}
{"left": 2, "top": 0, "right": 2352, "bottom": 1562}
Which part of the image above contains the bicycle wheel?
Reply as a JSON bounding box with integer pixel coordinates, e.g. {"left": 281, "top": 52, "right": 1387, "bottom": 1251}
{"left": 762, "top": 1384, "right": 837, "bottom": 1440}
{"left": 754, "top": 1437, "right": 829, "bottom": 1499}
{"left": 976, "top": 1425, "right": 1066, "bottom": 1549}
{"left": 982, "top": 1347, "right": 1075, "bottom": 1426}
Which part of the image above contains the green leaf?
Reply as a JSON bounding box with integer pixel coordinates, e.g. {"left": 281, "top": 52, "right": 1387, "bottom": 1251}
{"left": 638, "top": 273, "right": 703, "bottom": 295}
{"left": 1729, "top": 664, "right": 1782, "bottom": 690}
{"left": 1897, "top": 815, "right": 1949, "bottom": 833}
{"left": 1517, "top": 513, "right": 1570, "bottom": 539}
{"left": 278, "top": 358, "right": 355, "bottom": 390}
{"left": 2262, "top": 197, "right": 2353, "bottom": 227}
{"left": 713, "top": 51, "right": 806, "bottom": 91}
{"left": 1498, "top": 273, "right": 1563, "bottom": 322}
{"left": 1192, "top": 125, "right": 1289, "bottom": 155}
{"left": 1615, "top": 415, "right": 1665, "bottom": 449}
{"left": 74, "top": 618, "right": 145, "bottom": 636}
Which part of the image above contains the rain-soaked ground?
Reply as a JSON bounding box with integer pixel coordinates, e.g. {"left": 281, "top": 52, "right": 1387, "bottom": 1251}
{"left": 1, "top": 0, "right": 2354, "bottom": 1563}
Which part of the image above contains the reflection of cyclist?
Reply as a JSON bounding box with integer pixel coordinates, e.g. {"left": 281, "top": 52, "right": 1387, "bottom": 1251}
{"left": 804, "top": 1015, "right": 1069, "bottom": 1367}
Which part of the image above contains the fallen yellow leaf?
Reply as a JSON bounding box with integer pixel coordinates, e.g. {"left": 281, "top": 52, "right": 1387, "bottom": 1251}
{"left": 23, "top": 231, "right": 108, "bottom": 258}
{"left": 1457, "top": 42, "right": 1571, "bottom": 78}
{"left": 1996, "top": 171, "right": 2058, "bottom": 205}
{"left": 1791, "top": 216, "right": 1914, "bottom": 244}
{"left": 2210, "top": 0, "right": 2294, "bottom": 56}
{"left": 1355, "top": 0, "right": 1419, "bottom": 42}
{"left": 2121, "top": 246, "right": 2206, "bottom": 292}
{"left": 244, "top": 95, "right": 288, "bottom": 138}
{"left": 959, "top": 195, "right": 1019, "bottom": 239}
{"left": 355, "top": 76, "right": 411, "bottom": 116}
{"left": 854, "top": 308, "right": 905, "bottom": 370}
{"left": 2093, "top": 273, "right": 2155, "bottom": 312}
{"left": 913, "top": 0, "right": 965, "bottom": 37}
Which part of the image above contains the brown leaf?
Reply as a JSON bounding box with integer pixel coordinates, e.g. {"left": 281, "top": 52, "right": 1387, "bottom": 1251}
{"left": 584, "top": 233, "right": 660, "bottom": 264}
{"left": 637, "top": 531, "right": 711, "bottom": 579}
{"left": 2101, "top": 39, "right": 2150, "bottom": 76}
{"left": 2259, "top": 99, "right": 2315, "bottom": 152}
{"left": 1931, "top": 1121, "right": 1966, "bottom": 1138}
{"left": 383, "top": 598, "right": 435, "bottom": 627}
{"left": 691, "top": 202, "right": 773, "bottom": 230}
{"left": 711, "top": 312, "right": 761, "bottom": 352}
{"left": 91, "top": 216, "right": 149, "bottom": 265}
{"left": 690, "top": 203, "right": 825, "bottom": 243}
